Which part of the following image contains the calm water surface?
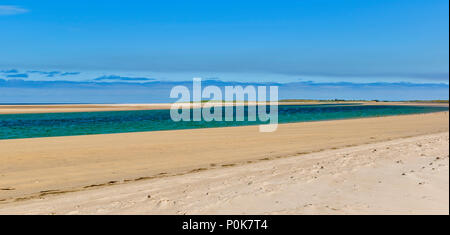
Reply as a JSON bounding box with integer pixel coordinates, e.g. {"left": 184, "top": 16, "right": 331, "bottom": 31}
{"left": 0, "top": 104, "right": 447, "bottom": 140}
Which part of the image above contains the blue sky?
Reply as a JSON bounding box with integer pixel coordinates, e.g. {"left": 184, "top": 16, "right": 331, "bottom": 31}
{"left": 0, "top": 0, "right": 448, "bottom": 102}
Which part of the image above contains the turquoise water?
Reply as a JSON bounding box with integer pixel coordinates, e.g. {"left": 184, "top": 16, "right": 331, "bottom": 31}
{"left": 0, "top": 104, "right": 447, "bottom": 140}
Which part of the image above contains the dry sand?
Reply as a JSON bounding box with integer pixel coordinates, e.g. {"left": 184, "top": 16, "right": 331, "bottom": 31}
{"left": 0, "top": 131, "right": 448, "bottom": 215}
{"left": 0, "top": 111, "right": 448, "bottom": 206}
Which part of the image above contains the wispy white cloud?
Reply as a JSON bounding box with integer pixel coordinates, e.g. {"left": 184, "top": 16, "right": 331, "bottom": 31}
{"left": 0, "top": 5, "right": 29, "bottom": 16}
{"left": 93, "top": 75, "right": 156, "bottom": 82}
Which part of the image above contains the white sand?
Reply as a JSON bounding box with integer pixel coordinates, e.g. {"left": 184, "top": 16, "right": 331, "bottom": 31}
{"left": 1, "top": 132, "right": 448, "bottom": 215}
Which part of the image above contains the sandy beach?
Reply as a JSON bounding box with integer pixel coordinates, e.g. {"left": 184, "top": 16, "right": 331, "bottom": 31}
{"left": 2, "top": 0, "right": 448, "bottom": 218}
{"left": 0, "top": 110, "right": 448, "bottom": 214}
{"left": 0, "top": 131, "right": 448, "bottom": 215}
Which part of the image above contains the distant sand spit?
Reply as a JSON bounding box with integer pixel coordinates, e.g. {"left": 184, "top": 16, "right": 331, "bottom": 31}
{"left": 0, "top": 104, "right": 174, "bottom": 114}
{"left": 0, "top": 111, "right": 448, "bottom": 204}
{"left": 0, "top": 131, "right": 448, "bottom": 215}
{"left": 0, "top": 102, "right": 447, "bottom": 114}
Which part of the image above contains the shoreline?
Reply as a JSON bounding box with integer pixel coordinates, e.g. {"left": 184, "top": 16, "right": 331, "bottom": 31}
{"left": 1, "top": 110, "right": 449, "bottom": 141}
{"left": 0, "top": 111, "right": 448, "bottom": 204}
{"left": 1, "top": 131, "right": 448, "bottom": 215}
{"left": 0, "top": 101, "right": 448, "bottom": 114}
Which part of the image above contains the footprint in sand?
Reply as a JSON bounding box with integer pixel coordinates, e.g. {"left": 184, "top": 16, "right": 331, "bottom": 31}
{"left": 0, "top": 187, "right": 15, "bottom": 191}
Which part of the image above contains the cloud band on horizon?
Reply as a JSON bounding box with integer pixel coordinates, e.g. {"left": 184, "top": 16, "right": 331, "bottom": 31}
{"left": 0, "top": 79, "right": 448, "bottom": 103}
